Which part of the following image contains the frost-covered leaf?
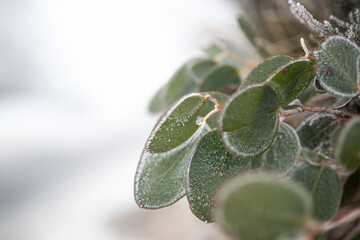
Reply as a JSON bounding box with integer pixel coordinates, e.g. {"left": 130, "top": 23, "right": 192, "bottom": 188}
{"left": 199, "top": 92, "right": 228, "bottom": 129}
{"left": 314, "top": 36, "right": 360, "bottom": 97}
{"left": 243, "top": 56, "right": 293, "bottom": 85}
{"left": 146, "top": 93, "right": 206, "bottom": 153}
{"left": 266, "top": 58, "right": 316, "bottom": 107}
{"left": 290, "top": 162, "right": 342, "bottom": 221}
{"left": 218, "top": 84, "right": 280, "bottom": 158}
{"left": 186, "top": 130, "right": 250, "bottom": 222}
{"left": 296, "top": 114, "right": 338, "bottom": 159}
{"left": 215, "top": 174, "right": 313, "bottom": 240}
{"left": 259, "top": 123, "right": 300, "bottom": 176}
{"left": 135, "top": 124, "right": 210, "bottom": 209}
{"left": 187, "top": 59, "right": 216, "bottom": 84}
{"left": 199, "top": 65, "right": 241, "bottom": 94}
{"left": 336, "top": 117, "right": 360, "bottom": 172}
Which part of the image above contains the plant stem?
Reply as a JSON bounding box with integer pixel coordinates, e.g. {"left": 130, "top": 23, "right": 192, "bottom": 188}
{"left": 299, "top": 207, "right": 360, "bottom": 240}
{"left": 281, "top": 105, "right": 355, "bottom": 118}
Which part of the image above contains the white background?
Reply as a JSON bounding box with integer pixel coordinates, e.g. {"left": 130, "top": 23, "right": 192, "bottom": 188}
{"left": 0, "top": 0, "right": 247, "bottom": 239}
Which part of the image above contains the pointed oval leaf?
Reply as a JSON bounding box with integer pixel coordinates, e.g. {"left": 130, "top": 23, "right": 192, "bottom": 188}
{"left": 266, "top": 58, "right": 316, "bottom": 107}
{"left": 199, "top": 65, "right": 241, "bottom": 94}
{"left": 243, "top": 55, "right": 293, "bottom": 85}
{"left": 218, "top": 84, "right": 280, "bottom": 158}
{"left": 296, "top": 114, "right": 338, "bottom": 159}
{"left": 336, "top": 117, "right": 360, "bottom": 172}
{"left": 215, "top": 174, "right": 313, "bottom": 240}
{"left": 290, "top": 162, "right": 342, "bottom": 221}
{"left": 146, "top": 93, "right": 206, "bottom": 153}
{"left": 135, "top": 124, "right": 210, "bottom": 209}
{"left": 314, "top": 36, "right": 360, "bottom": 97}
{"left": 259, "top": 123, "right": 300, "bottom": 176}
{"left": 186, "top": 130, "right": 251, "bottom": 222}
{"left": 199, "top": 92, "right": 228, "bottom": 129}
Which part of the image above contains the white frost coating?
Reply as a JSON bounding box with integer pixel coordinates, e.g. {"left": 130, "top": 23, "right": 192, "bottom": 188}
{"left": 260, "top": 123, "right": 301, "bottom": 177}
{"left": 314, "top": 36, "right": 360, "bottom": 98}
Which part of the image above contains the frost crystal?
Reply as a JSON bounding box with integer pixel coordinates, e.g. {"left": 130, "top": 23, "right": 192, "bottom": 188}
{"left": 288, "top": 0, "right": 360, "bottom": 45}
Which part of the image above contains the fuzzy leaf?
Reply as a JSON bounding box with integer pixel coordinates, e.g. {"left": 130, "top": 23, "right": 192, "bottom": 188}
{"left": 199, "top": 65, "right": 241, "bottom": 93}
{"left": 218, "top": 84, "right": 280, "bottom": 158}
{"left": 135, "top": 124, "right": 210, "bottom": 208}
{"left": 290, "top": 162, "right": 342, "bottom": 221}
{"left": 186, "top": 130, "right": 251, "bottom": 222}
{"left": 215, "top": 174, "right": 313, "bottom": 240}
{"left": 336, "top": 117, "right": 360, "bottom": 172}
{"left": 146, "top": 93, "right": 206, "bottom": 153}
{"left": 243, "top": 56, "right": 293, "bottom": 85}
{"left": 314, "top": 36, "right": 360, "bottom": 97}
{"left": 266, "top": 58, "right": 316, "bottom": 107}
{"left": 296, "top": 114, "right": 338, "bottom": 159}
{"left": 259, "top": 123, "right": 300, "bottom": 176}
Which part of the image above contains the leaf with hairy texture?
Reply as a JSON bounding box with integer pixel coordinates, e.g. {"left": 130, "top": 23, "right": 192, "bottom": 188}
{"left": 336, "top": 117, "right": 360, "bottom": 172}
{"left": 296, "top": 114, "right": 338, "bottom": 159}
{"left": 259, "top": 123, "right": 300, "bottom": 176}
{"left": 243, "top": 56, "right": 293, "bottom": 85}
{"left": 291, "top": 162, "right": 342, "bottom": 221}
{"left": 146, "top": 93, "right": 207, "bottom": 153}
{"left": 186, "top": 130, "right": 251, "bottom": 222}
{"left": 218, "top": 84, "right": 280, "bottom": 158}
{"left": 215, "top": 174, "right": 313, "bottom": 240}
{"left": 135, "top": 123, "right": 210, "bottom": 209}
{"left": 266, "top": 58, "right": 316, "bottom": 107}
{"left": 199, "top": 65, "right": 241, "bottom": 94}
{"left": 314, "top": 36, "right": 360, "bottom": 97}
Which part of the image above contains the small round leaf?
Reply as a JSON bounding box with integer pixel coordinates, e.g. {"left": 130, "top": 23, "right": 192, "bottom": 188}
{"left": 186, "top": 130, "right": 251, "bottom": 222}
{"left": 215, "top": 174, "right": 313, "bottom": 240}
{"left": 290, "top": 162, "right": 342, "bottom": 221}
{"left": 314, "top": 36, "right": 360, "bottom": 97}
{"left": 219, "top": 83, "right": 280, "bottom": 158}
{"left": 336, "top": 117, "right": 360, "bottom": 172}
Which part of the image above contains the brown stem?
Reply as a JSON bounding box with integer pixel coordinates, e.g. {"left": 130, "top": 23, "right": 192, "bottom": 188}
{"left": 299, "top": 207, "right": 360, "bottom": 240}
{"left": 281, "top": 105, "right": 355, "bottom": 118}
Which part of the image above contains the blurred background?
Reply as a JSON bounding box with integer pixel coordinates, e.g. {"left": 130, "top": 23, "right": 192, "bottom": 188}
{"left": 0, "top": 0, "right": 245, "bottom": 239}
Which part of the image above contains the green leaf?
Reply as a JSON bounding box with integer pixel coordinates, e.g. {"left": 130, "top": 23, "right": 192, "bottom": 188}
{"left": 135, "top": 124, "right": 210, "bottom": 209}
{"left": 187, "top": 59, "right": 216, "bottom": 84}
{"left": 199, "top": 92, "right": 228, "bottom": 129}
{"left": 330, "top": 97, "right": 352, "bottom": 109}
{"left": 314, "top": 36, "right": 360, "bottom": 97}
{"left": 266, "top": 58, "right": 316, "bottom": 107}
{"left": 259, "top": 123, "right": 300, "bottom": 176}
{"left": 186, "top": 130, "right": 251, "bottom": 222}
{"left": 243, "top": 56, "right": 293, "bottom": 85}
{"left": 219, "top": 84, "right": 280, "bottom": 158}
{"left": 301, "top": 149, "right": 324, "bottom": 166}
{"left": 203, "top": 40, "right": 247, "bottom": 69}
{"left": 199, "top": 65, "right": 241, "bottom": 93}
{"left": 336, "top": 117, "right": 360, "bottom": 172}
{"left": 146, "top": 93, "right": 206, "bottom": 153}
{"left": 164, "top": 62, "right": 198, "bottom": 107}
{"left": 296, "top": 114, "right": 338, "bottom": 159}
{"left": 290, "top": 162, "right": 342, "bottom": 221}
{"left": 215, "top": 174, "right": 313, "bottom": 240}
{"left": 341, "top": 167, "right": 360, "bottom": 206}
